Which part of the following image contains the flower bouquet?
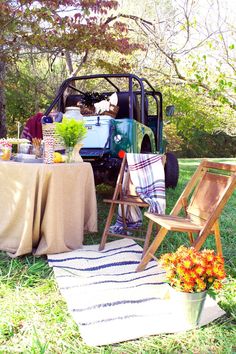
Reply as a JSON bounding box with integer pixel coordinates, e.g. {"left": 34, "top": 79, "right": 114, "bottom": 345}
{"left": 159, "top": 246, "right": 226, "bottom": 326}
{"left": 160, "top": 246, "right": 226, "bottom": 293}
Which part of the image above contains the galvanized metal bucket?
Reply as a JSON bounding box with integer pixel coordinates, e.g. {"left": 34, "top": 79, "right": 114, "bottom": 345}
{"left": 169, "top": 287, "right": 207, "bottom": 327}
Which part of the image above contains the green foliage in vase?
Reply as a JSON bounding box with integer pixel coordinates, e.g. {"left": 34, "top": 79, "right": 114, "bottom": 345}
{"left": 55, "top": 118, "right": 87, "bottom": 148}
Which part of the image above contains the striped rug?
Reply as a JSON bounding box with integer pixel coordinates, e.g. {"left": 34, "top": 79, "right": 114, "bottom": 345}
{"left": 47, "top": 239, "right": 225, "bottom": 347}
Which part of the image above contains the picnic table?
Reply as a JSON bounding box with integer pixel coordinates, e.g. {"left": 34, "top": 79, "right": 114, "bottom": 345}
{"left": 0, "top": 160, "right": 97, "bottom": 257}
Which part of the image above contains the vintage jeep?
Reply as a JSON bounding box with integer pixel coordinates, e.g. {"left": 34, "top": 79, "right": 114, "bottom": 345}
{"left": 45, "top": 73, "right": 179, "bottom": 187}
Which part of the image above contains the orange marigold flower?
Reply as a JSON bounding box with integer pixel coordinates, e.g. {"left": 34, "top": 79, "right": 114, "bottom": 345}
{"left": 195, "top": 265, "right": 205, "bottom": 276}
{"left": 176, "top": 265, "right": 186, "bottom": 275}
{"left": 213, "top": 281, "right": 222, "bottom": 290}
{"left": 196, "top": 285, "right": 206, "bottom": 292}
{"left": 205, "top": 267, "right": 213, "bottom": 276}
{"left": 215, "top": 268, "right": 226, "bottom": 279}
{"left": 195, "top": 279, "right": 206, "bottom": 291}
{"left": 182, "top": 273, "right": 193, "bottom": 283}
{"left": 189, "top": 270, "right": 197, "bottom": 280}
{"left": 213, "top": 265, "right": 224, "bottom": 277}
{"left": 196, "top": 278, "right": 206, "bottom": 286}
{"left": 208, "top": 277, "right": 214, "bottom": 283}
{"left": 182, "top": 282, "right": 194, "bottom": 292}
{"left": 196, "top": 256, "right": 207, "bottom": 267}
{"left": 205, "top": 253, "right": 214, "bottom": 262}
{"left": 182, "top": 258, "right": 192, "bottom": 269}
{"left": 202, "top": 249, "right": 214, "bottom": 256}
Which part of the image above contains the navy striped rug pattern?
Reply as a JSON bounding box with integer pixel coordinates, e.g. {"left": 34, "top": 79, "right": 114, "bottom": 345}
{"left": 48, "top": 239, "right": 225, "bottom": 346}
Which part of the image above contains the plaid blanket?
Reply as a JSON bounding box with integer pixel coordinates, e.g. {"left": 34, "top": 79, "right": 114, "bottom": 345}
{"left": 110, "top": 153, "right": 166, "bottom": 234}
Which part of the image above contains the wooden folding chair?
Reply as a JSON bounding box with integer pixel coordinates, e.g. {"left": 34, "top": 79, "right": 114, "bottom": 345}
{"left": 99, "top": 153, "right": 165, "bottom": 256}
{"left": 136, "top": 159, "right": 236, "bottom": 271}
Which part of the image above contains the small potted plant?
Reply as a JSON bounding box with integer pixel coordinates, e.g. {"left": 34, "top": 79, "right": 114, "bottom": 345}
{"left": 55, "top": 117, "right": 87, "bottom": 162}
{"left": 159, "top": 246, "right": 226, "bottom": 326}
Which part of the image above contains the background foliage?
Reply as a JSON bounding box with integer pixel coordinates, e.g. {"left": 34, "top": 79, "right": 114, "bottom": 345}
{"left": 2, "top": 0, "right": 236, "bottom": 156}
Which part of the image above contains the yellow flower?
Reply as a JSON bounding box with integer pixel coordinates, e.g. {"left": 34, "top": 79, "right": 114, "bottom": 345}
{"left": 196, "top": 278, "right": 206, "bottom": 291}
{"left": 195, "top": 265, "right": 205, "bottom": 276}
{"left": 213, "top": 280, "right": 222, "bottom": 290}
{"left": 213, "top": 266, "right": 226, "bottom": 279}
{"left": 205, "top": 267, "right": 213, "bottom": 276}
{"left": 176, "top": 265, "right": 186, "bottom": 275}
{"left": 182, "top": 258, "right": 192, "bottom": 269}
{"left": 205, "top": 253, "right": 214, "bottom": 262}
{"left": 182, "top": 273, "right": 193, "bottom": 283}
{"left": 183, "top": 282, "right": 194, "bottom": 292}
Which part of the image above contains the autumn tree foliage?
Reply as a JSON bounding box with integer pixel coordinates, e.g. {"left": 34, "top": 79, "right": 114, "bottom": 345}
{"left": 0, "top": 0, "right": 136, "bottom": 60}
{"left": 0, "top": 0, "right": 138, "bottom": 137}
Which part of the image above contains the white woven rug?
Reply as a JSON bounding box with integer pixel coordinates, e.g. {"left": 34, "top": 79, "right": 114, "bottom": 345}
{"left": 47, "top": 239, "right": 225, "bottom": 346}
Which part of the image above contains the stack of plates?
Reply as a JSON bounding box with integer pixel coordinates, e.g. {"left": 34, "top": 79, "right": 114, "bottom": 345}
{"left": 14, "top": 154, "right": 43, "bottom": 163}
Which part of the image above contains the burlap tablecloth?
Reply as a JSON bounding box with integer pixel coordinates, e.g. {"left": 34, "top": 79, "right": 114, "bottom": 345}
{"left": 0, "top": 161, "right": 97, "bottom": 257}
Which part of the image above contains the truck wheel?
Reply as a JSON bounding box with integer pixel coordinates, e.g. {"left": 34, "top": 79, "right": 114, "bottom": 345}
{"left": 164, "top": 152, "right": 179, "bottom": 188}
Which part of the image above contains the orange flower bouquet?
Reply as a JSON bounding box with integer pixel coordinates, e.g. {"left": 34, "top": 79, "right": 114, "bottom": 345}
{"left": 159, "top": 246, "right": 226, "bottom": 294}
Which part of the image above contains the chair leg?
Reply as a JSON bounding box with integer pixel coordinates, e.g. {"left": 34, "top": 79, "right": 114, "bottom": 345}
{"left": 188, "top": 232, "right": 194, "bottom": 244}
{"left": 136, "top": 227, "right": 168, "bottom": 272}
{"left": 213, "top": 220, "right": 223, "bottom": 256}
{"left": 121, "top": 204, "right": 127, "bottom": 228}
{"left": 142, "top": 220, "right": 154, "bottom": 258}
{"left": 99, "top": 203, "right": 116, "bottom": 251}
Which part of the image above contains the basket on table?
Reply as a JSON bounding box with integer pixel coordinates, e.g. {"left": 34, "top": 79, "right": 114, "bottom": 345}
{"left": 101, "top": 104, "right": 119, "bottom": 118}
{"left": 79, "top": 104, "right": 95, "bottom": 116}
{"left": 42, "top": 123, "right": 65, "bottom": 151}
{"left": 79, "top": 103, "right": 119, "bottom": 118}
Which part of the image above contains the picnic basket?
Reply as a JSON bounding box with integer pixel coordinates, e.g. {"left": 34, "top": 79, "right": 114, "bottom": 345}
{"left": 101, "top": 104, "right": 119, "bottom": 118}
{"left": 79, "top": 103, "right": 119, "bottom": 118}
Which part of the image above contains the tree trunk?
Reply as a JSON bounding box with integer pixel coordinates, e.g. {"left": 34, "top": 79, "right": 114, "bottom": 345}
{"left": 65, "top": 51, "right": 74, "bottom": 75}
{"left": 0, "top": 60, "right": 7, "bottom": 138}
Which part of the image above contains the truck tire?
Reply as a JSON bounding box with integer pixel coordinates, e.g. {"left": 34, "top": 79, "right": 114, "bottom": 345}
{"left": 164, "top": 152, "right": 179, "bottom": 188}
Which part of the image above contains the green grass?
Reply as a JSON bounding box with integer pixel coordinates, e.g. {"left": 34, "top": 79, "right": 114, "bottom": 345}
{"left": 0, "top": 158, "right": 236, "bottom": 353}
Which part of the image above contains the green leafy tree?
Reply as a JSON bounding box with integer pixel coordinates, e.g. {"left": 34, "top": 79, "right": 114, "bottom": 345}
{"left": 5, "top": 55, "right": 68, "bottom": 136}
{"left": 162, "top": 84, "right": 236, "bottom": 156}
{"left": 0, "top": 0, "right": 139, "bottom": 137}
